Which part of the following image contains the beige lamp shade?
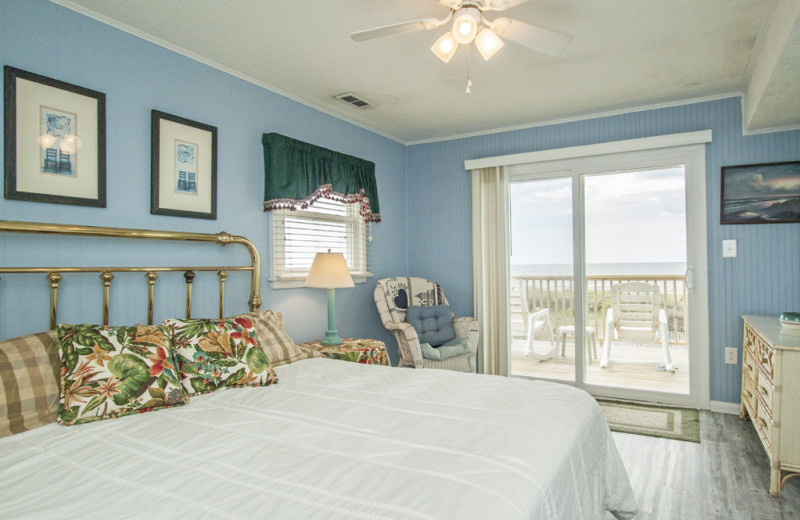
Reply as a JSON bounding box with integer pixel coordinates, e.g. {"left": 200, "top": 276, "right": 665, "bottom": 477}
{"left": 304, "top": 250, "right": 355, "bottom": 289}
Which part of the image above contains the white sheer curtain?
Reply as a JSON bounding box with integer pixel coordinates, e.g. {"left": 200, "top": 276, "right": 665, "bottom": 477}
{"left": 470, "top": 166, "right": 510, "bottom": 376}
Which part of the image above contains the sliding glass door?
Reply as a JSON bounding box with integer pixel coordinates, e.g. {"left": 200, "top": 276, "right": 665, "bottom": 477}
{"left": 582, "top": 167, "right": 689, "bottom": 395}
{"left": 506, "top": 144, "right": 709, "bottom": 408}
{"left": 509, "top": 176, "right": 575, "bottom": 383}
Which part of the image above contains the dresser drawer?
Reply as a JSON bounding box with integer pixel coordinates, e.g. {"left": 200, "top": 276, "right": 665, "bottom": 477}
{"left": 755, "top": 397, "right": 773, "bottom": 451}
{"left": 756, "top": 370, "right": 774, "bottom": 415}
{"left": 741, "top": 371, "right": 758, "bottom": 416}
{"left": 742, "top": 349, "right": 758, "bottom": 383}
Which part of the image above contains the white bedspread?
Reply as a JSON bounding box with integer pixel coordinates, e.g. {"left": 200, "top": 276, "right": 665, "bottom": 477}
{"left": 0, "top": 359, "right": 636, "bottom": 519}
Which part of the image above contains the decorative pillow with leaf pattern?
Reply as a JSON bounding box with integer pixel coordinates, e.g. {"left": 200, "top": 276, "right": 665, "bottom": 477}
{"left": 164, "top": 317, "right": 278, "bottom": 395}
{"left": 55, "top": 324, "right": 187, "bottom": 426}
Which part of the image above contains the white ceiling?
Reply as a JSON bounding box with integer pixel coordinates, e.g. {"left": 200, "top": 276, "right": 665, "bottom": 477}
{"left": 55, "top": 0, "right": 800, "bottom": 143}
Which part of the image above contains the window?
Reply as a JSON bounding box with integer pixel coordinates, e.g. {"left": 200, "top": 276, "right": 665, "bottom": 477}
{"left": 271, "top": 199, "right": 370, "bottom": 287}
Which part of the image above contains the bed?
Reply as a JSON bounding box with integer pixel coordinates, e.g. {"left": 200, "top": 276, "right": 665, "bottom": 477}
{"left": 0, "top": 220, "right": 636, "bottom": 520}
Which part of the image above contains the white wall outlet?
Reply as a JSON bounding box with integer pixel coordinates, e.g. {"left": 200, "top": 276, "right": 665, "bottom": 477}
{"left": 725, "top": 347, "right": 738, "bottom": 364}
{"left": 722, "top": 239, "right": 737, "bottom": 258}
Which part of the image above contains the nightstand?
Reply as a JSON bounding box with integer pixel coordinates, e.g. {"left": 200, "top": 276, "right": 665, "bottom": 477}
{"left": 298, "top": 338, "right": 389, "bottom": 366}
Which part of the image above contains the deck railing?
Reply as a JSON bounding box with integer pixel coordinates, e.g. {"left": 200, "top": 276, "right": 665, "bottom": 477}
{"left": 513, "top": 274, "right": 688, "bottom": 346}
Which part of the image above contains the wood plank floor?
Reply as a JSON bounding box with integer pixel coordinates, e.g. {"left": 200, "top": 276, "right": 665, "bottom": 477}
{"left": 511, "top": 339, "right": 690, "bottom": 394}
{"left": 605, "top": 411, "right": 800, "bottom": 519}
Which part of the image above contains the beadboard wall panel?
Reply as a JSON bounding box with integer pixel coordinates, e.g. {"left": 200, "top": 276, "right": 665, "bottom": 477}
{"left": 407, "top": 97, "right": 800, "bottom": 403}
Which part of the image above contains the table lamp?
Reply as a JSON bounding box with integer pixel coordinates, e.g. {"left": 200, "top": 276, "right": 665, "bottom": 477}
{"left": 305, "top": 249, "right": 354, "bottom": 345}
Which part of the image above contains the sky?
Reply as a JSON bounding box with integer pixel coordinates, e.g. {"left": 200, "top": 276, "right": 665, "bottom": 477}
{"left": 510, "top": 167, "right": 687, "bottom": 265}
{"left": 722, "top": 162, "right": 800, "bottom": 200}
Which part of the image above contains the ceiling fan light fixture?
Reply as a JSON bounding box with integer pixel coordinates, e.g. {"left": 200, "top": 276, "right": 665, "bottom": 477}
{"left": 475, "top": 27, "right": 504, "bottom": 60}
{"left": 451, "top": 8, "right": 480, "bottom": 44}
{"left": 431, "top": 32, "right": 458, "bottom": 63}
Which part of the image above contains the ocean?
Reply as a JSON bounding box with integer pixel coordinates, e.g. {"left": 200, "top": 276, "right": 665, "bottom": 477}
{"left": 511, "top": 262, "right": 687, "bottom": 276}
{"left": 722, "top": 195, "right": 800, "bottom": 223}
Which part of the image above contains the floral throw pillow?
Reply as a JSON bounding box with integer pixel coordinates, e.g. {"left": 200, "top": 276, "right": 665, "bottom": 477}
{"left": 55, "top": 324, "right": 187, "bottom": 426}
{"left": 164, "top": 317, "right": 278, "bottom": 395}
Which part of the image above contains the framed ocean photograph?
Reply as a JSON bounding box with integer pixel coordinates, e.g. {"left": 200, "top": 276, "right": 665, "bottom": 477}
{"left": 151, "top": 110, "right": 217, "bottom": 219}
{"left": 4, "top": 66, "right": 106, "bottom": 207}
{"left": 721, "top": 161, "right": 800, "bottom": 224}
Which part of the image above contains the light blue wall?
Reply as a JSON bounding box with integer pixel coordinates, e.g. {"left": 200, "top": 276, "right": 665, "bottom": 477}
{"left": 3, "top": 2, "right": 799, "bottom": 402}
{"left": 406, "top": 98, "right": 800, "bottom": 404}
{"left": 0, "top": 0, "right": 408, "bottom": 363}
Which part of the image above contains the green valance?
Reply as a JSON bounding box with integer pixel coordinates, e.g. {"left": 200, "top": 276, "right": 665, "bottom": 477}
{"left": 262, "top": 133, "right": 380, "bottom": 222}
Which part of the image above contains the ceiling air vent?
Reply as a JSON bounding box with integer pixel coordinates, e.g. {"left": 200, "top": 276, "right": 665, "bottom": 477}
{"left": 334, "top": 92, "right": 373, "bottom": 108}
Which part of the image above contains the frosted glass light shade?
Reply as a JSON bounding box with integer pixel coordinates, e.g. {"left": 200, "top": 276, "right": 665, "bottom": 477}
{"left": 475, "top": 28, "right": 504, "bottom": 60}
{"left": 304, "top": 251, "right": 355, "bottom": 289}
{"left": 431, "top": 32, "right": 458, "bottom": 63}
{"left": 452, "top": 10, "right": 478, "bottom": 44}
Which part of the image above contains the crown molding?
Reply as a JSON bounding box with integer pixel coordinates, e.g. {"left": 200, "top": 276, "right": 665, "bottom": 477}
{"left": 49, "top": 0, "right": 406, "bottom": 144}
{"left": 408, "top": 92, "right": 741, "bottom": 146}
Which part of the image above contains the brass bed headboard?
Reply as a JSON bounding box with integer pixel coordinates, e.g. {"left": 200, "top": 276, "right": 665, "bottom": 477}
{"left": 0, "top": 220, "right": 261, "bottom": 329}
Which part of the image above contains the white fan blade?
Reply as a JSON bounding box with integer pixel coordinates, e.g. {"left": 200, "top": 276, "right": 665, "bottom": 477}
{"left": 493, "top": 17, "right": 570, "bottom": 56}
{"left": 438, "top": 0, "right": 530, "bottom": 11}
{"left": 351, "top": 18, "right": 443, "bottom": 42}
{"left": 483, "top": 0, "right": 531, "bottom": 11}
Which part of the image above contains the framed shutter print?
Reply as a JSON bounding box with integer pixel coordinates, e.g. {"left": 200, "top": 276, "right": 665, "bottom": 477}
{"left": 4, "top": 66, "right": 106, "bottom": 207}
{"left": 151, "top": 110, "right": 217, "bottom": 219}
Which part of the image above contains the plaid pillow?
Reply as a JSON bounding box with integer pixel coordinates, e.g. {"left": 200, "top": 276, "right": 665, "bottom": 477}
{"left": 0, "top": 332, "right": 61, "bottom": 437}
{"left": 237, "top": 310, "right": 320, "bottom": 366}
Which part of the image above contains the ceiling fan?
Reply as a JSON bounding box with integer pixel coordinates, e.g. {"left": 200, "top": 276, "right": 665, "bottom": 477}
{"left": 351, "top": 0, "right": 571, "bottom": 63}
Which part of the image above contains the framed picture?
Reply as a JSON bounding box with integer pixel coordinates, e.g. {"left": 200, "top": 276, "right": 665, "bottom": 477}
{"left": 151, "top": 110, "right": 217, "bottom": 219}
{"left": 4, "top": 66, "right": 106, "bottom": 207}
{"left": 721, "top": 161, "right": 800, "bottom": 224}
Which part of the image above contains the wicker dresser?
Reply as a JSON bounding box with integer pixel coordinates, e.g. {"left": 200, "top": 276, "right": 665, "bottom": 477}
{"left": 740, "top": 315, "right": 800, "bottom": 497}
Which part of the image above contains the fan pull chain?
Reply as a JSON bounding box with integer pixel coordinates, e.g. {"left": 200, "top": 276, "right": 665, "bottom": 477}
{"left": 466, "top": 43, "right": 472, "bottom": 95}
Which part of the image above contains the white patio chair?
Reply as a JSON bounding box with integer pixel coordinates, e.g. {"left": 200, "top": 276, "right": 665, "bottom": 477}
{"left": 524, "top": 308, "right": 558, "bottom": 360}
{"left": 600, "top": 281, "right": 675, "bottom": 371}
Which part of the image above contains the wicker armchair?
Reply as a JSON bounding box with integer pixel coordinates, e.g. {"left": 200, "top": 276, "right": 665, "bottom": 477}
{"left": 374, "top": 277, "right": 479, "bottom": 372}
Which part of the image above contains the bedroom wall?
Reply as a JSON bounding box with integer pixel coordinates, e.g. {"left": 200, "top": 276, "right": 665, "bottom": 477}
{"left": 406, "top": 97, "right": 800, "bottom": 404}
{"left": 2, "top": 3, "right": 798, "bottom": 401}
{"left": 0, "top": 0, "right": 408, "bottom": 362}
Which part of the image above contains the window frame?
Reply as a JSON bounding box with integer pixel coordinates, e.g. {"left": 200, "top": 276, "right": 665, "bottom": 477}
{"left": 269, "top": 199, "right": 371, "bottom": 289}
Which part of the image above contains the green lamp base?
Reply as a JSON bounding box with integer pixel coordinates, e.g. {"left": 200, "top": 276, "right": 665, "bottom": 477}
{"left": 321, "top": 287, "right": 343, "bottom": 345}
{"left": 321, "top": 330, "right": 343, "bottom": 345}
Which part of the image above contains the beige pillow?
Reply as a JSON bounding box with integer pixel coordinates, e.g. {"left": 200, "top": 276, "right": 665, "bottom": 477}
{"left": 238, "top": 310, "right": 321, "bottom": 366}
{"left": 0, "top": 331, "right": 60, "bottom": 437}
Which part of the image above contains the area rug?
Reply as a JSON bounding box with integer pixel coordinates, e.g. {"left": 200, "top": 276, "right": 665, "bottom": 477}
{"left": 597, "top": 400, "right": 700, "bottom": 443}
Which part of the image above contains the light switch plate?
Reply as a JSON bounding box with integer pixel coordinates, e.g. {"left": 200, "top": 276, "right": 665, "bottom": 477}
{"left": 722, "top": 239, "right": 737, "bottom": 258}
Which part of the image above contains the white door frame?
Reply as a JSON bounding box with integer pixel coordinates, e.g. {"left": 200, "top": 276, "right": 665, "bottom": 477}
{"left": 468, "top": 131, "right": 711, "bottom": 409}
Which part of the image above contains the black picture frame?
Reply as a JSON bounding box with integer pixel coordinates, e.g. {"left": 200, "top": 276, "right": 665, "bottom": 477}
{"left": 4, "top": 66, "right": 106, "bottom": 207}
{"left": 721, "top": 161, "right": 800, "bottom": 225}
{"left": 151, "top": 110, "right": 217, "bottom": 220}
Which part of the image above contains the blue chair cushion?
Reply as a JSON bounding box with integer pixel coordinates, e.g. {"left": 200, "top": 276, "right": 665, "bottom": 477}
{"left": 406, "top": 304, "right": 456, "bottom": 347}
{"left": 420, "top": 337, "right": 471, "bottom": 361}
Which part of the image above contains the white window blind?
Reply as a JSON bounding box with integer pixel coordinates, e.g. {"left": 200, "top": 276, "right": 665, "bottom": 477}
{"left": 271, "top": 199, "right": 369, "bottom": 282}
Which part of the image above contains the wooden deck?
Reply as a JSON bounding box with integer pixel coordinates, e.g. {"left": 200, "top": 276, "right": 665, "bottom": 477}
{"left": 510, "top": 338, "right": 690, "bottom": 394}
